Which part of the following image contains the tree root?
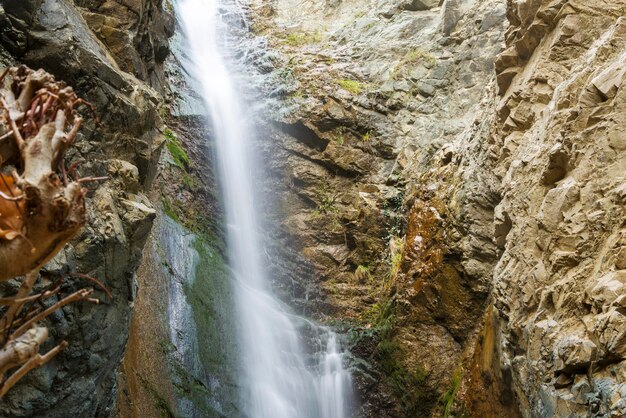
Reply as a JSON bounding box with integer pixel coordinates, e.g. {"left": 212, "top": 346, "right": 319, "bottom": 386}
{"left": 0, "top": 66, "right": 107, "bottom": 397}
{"left": 0, "top": 65, "right": 95, "bottom": 281}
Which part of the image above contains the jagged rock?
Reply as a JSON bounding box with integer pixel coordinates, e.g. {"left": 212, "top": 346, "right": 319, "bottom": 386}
{"left": 0, "top": 0, "right": 168, "bottom": 415}
{"left": 554, "top": 336, "right": 598, "bottom": 373}
{"left": 585, "top": 271, "right": 626, "bottom": 312}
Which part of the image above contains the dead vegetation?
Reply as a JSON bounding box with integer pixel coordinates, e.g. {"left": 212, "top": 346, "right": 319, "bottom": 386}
{"left": 0, "top": 66, "right": 105, "bottom": 396}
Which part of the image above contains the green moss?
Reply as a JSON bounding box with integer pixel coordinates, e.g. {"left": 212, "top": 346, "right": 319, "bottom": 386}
{"left": 361, "top": 131, "right": 372, "bottom": 142}
{"left": 369, "top": 301, "right": 433, "bottom": 415}
{"left": 164, "top": 128, "right": 190, "bottom": 170}
{"left": 162, "top": 196, "right": 181, "bottom": 223}
{"left": 283, "top": 31, "right": 323, "bottom": 46}
{"left": 158, "top": 338, "right": 176, "bottom": 355}
{"left": 182, "top": 173, "right": 200, "bottom": 190}
{"left": 170, "top": 362, "right": 219, "bottom": 417}
{"left": 179, "top": 233, "right": 240, "bottom": 416}
{"left": 337, "top": 79, "right": 366, "bottom": 95}
{"left": 137, "top": 374, "right": 178, "bottom": 418}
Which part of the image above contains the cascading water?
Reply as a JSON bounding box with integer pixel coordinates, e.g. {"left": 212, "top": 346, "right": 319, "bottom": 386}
{"left": 176, "top": 0, "right": 354, "bottom": 416}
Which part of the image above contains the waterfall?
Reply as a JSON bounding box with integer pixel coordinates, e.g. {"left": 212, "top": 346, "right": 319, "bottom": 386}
{"left": 175, "top": 0, "right": 354, "bottom": 417}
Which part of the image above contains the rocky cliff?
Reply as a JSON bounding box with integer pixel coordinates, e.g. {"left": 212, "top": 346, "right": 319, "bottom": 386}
{"left": 2, "top": 0, "right": 623, "bottom": 416}
{"left": 490, "top": 1, "right": 626, "bottom": 416}
{"left": 248, "top": 0, "right": 626, "bottom": 416}
{"left": 0, "top": 0, "right": 171, "bottom": 416}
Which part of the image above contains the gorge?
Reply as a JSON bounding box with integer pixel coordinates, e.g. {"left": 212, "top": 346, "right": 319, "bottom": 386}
{"left": 0, "top": 0, "right": 624, "bottom": 417}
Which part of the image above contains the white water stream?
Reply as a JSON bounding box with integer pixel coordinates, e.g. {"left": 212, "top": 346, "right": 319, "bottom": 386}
{"left": 176, "top": 0, "right": 353, "bottom": 416}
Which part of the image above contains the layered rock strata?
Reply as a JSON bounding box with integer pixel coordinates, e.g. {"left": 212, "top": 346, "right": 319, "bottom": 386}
{"left": 250, "top": 0, "right": 626, "bottom": 416}
{"left": 0, "top": 0, "right": 171, "bottom": 415}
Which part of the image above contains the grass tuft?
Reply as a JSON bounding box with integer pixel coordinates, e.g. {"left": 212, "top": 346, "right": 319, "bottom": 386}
{"left": 337, "top": 79, "right": 366, "bottom": 95}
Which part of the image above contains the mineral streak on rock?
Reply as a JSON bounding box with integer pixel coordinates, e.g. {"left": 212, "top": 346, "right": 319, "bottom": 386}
{"left": 249, "top": 0, "right": 626, "bottom": 416}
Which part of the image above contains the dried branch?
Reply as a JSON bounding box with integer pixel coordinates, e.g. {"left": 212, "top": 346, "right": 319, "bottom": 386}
{"left": 10, "top": 288, "right": 94, "bottom": 340}
{"left": 0, "top": 326, "right": 48, "bottom": 378}
{"left": 0, "top": 66, "right": 98, "bottom": 281}
{"left": 0, "top": 271, "right": 38, "bottom": 336}
{"left": 0, "top": 339, "right": 68, "bottom": 397}
{"left": 0, "top": 66, "right": 106, "bottom": 397}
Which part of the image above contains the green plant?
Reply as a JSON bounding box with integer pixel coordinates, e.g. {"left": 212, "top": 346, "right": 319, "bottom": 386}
{"left": 404, "top": 48, "right": 436, "bottom": 67}
{"left": 389, "top": 238, "right": 405, "bottom": 280}
{"left": 440, "top": 366, "right": 463, "bottom": 417}
{"left": 332, "top": 127, "right": 346, "bottom": 145}
{"left": 314, "top": 184, "right": 338, "bottom": 215}
{"left": 283, "top": 31, "right": 323, "bottom": 46}
{"left": 164, "top": 128, "right": 190, "bottom": 170}
{"left": 362, "top": 131, "right": 372, "bottom": 142}
{"left": 337, "top": 79, "right": 366, "bottom": 95}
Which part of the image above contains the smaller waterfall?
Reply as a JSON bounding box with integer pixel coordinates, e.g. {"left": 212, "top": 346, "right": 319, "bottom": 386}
{"left": 176, "top": 0, "right": 354, "bottom": 416}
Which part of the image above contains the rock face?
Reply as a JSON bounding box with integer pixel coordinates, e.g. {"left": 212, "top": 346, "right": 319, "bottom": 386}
{"left": 249, "top": 0, "right": 510, "bottom": 415}
{"left": 1, "top": 0, "right": 620, "bottom": 415}
{"left": 490, "top": 1, "right": 626, "bottom": 416}
{"left": 249, "top": 0, "right": 626, "bottom": 416}
{"left": 0, "top": 0, "right": 171, "bottom": 416}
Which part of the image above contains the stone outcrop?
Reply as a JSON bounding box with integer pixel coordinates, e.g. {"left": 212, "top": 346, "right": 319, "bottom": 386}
{"left": 0, "top": 0, "right": 172, "bottom": 416}
{"left": 250, "top": 0, "right": 626, "bottom": 416}
{"left": 249, "top": 0, "right": 510, "bottom": 414}
{"left": 490, "top": 1, "right": 626, "bottom": 416}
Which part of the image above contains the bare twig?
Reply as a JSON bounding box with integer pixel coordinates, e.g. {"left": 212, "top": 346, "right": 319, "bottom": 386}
{"left": 0, "top": 97, "right": 24, "bottom": 149}
{"left": 0, "top": 272, "right": 38, "bottom": 338}
{"left": 10, "top": 288, "right": 95, "bottom": 340}
{"left": 68, "top": 273, "right": 113, "bottom": 300}
{"left": 0, "top": 191, "right": 23, "bottom": 201}
{"left": 77, "top": 176, "right": 108, "bottom": 184}
{"left": 0, "top": 287, "right": 61, "bottom": 306}
{"left": 0, "top": 340, "right": 68, "bottom": 397}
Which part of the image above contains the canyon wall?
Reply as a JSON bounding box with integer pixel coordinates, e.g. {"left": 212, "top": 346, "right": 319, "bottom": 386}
{"left": 0, "top": 0, "right": 171, "bottom": 415}
{"left": 251, "top": 0, "right": 626, "bottom": 416}
{"left": 490, "top": 1, "right": 626, "bottom": 416}
{"left": 2, "top": 0, "right": 623, "bottom": 416}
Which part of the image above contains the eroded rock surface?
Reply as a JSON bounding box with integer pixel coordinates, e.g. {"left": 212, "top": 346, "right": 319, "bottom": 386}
{"left": 250, "top": 0, "right": 626, "bottom": 416}
{"left": 491, "top": 2, "right": 626, "bottom": 416}
{"left": 0, "top": 0, "right": 171, "bottom": 416}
